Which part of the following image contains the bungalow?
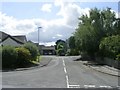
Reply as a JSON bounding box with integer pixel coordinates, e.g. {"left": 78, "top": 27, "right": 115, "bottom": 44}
{"left": 39, "top": 45, "right": 56, "bottom": 55}
{"left": 0, "top": 31, "right": 27, "bottom": 46}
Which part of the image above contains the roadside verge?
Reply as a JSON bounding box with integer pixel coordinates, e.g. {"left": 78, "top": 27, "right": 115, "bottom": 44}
{"left": 2, "top": 57, "right": 52, "bottom": 72}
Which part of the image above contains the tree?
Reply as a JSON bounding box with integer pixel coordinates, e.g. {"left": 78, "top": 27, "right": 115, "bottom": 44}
{"left": 99, "top": 35, "right": 120, "bottom": 59}
{"left": 68, "top": 36, "right": 75, "bottom": 49}
{"left": 55, "top": 39, "right": 67, "bottom": 56}
{"left": 74, "top": 7, "right": 117, "bottom": 58}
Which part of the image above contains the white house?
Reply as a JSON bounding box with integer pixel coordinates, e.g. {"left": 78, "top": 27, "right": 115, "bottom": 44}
{"left": 0, "top": 31, "right": 27, "bottom": 46}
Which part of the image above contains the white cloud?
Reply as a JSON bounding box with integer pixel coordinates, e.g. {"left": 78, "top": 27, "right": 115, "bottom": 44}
{"left": 56, "top": 34, "right": 63, "bottom": 37}
{"left": 40, "top": 42, "right": 55, "bottom": 46}
{"left": 56, "top": 2, "right": 90, "bottom": 27}
{"left": 41, "top": 4, "right": 52, "bottom": 12}
{"left": 0, "top": 1, "right": 92, "bottom": 46}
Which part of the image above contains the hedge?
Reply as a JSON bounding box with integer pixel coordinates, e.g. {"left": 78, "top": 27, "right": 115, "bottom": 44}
{"left": 16, "top": 47, "right": 31, "bottom": 67}
{"left": 2, "top": 46, "right": 18, "bottom": 68}
{"left": 99, "top": 35, "right": 120, "bottom": 60}
{"left": 23, "top": 43, "right": 39, "bottom": 61}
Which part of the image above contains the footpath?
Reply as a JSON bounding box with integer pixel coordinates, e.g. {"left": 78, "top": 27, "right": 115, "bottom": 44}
{"left": 80, "top": 60, "right": 120, "bottom": 77}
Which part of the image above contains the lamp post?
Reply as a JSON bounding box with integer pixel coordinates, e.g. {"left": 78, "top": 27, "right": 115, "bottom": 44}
{"left": 38, "top": 27, "right": 42, "bottom": 62}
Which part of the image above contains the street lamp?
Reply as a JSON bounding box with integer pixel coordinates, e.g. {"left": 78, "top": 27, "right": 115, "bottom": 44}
{"left": 38, "top": 27, "right": 42, "bottom": 62}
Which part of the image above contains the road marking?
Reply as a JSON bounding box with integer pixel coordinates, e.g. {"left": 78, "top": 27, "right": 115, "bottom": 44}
{"left": 64, "top": 67, "right": 67, "bottom": 74}
{"left": 66, "top": 75, "right": 69, "bottom": 88}
{"left": 84, "top": 85, "right": 96, "bottom": 88}
{"left": 63, "top": 60, "right": 65, "bottom": 67}
{"left": 99, "top": 85, "right": 112, "bottom": 88}
{"left": 62, "top": 59, "right": 69, "bottom": 88}
{"left": 69, "top": 85, "right": 80, "bottom": 88}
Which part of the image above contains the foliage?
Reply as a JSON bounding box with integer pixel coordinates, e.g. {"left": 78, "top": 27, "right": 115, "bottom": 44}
{"left": 116, "top": 54, "right": 120, "bottom": 61}
{"left": 67, "top": 49, "right": 79, "bottom": 56}
{"left": 55, "top": 39, "right": 67, "bottom": 56}
{"left": 99, "top": 35, "right": 120, "bottom": 59}
{"left": 2, "top": 46, "right": 18, "bottom": 68}
{"left": 68, "top": 36, "right": 75, "bottom": 49}
{"left": 74, "top": 7, "right": 118, "bottom": 58}
{"left": 23, "top": 42, "right": 39, "bottom": 61}
{"left": 16, "top": 47, "right": 31, "bottom": 67}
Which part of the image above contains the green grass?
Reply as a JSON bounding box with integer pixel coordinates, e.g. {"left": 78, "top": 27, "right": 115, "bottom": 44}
{"left": 31, "top": 56, "right": 42, "bottom": 65}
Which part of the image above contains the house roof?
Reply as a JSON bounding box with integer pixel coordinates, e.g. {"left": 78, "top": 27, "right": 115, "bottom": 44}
{"left": 41, "top": 46, "right": 55, "bottom": 50}
{"left": 13, "top": 35, "right": 27, "bottom": 43}
{"left": 0, "top": 31, "right": 27, "bottom": 44}
{"left": 0, "top": 31, "right": 9, "bottom": 40}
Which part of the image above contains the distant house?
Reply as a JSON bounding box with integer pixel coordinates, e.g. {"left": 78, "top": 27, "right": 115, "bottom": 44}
{"left": 39, "top": 45, "right": 56, "bottom": 55}
{"left": 0, "top": 31, "right": 27, "bottom": 46}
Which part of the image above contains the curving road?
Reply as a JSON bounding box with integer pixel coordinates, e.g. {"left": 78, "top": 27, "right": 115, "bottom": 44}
{"left": 2, "top": 56, "right": 119, "bottom": 89}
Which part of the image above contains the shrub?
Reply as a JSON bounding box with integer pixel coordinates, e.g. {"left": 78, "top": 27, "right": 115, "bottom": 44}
{"left": 68, "top": 49, "right": 79, "bottom": 56}
{"left": 2, "top": 46, "right": 18, "bottom": 68}
{"left": 16, "top": 47, "right": 31, "bottom": 67}
{"left": 116, "top": 54, "right": 120, "bottom": 61}
{"left": 23, "top": 43, "right": 39, "bottom": 61}
{"left": 99, "top": 35, "right": 120, "bottom": 59}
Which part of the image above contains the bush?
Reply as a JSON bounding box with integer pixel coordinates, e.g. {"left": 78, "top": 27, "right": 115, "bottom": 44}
{"left": 116, "top": 54, "right": 120, "bottom": 61}
{"left": 23, "top": 43, "right": 39, "bottom": 61}
{"left": 99, "top": 35, "right": 120, "bottom": 59}
{"left": 16, "top": 47, "right": 31, "bottom": 67}
{"left": 2, "top": 46, "right": 18, "bottom": 68}
{"left": 67, "top": 49, "right": 79, "bottom": 56}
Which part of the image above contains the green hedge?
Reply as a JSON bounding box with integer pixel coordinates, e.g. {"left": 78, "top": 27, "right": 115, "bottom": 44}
{"left": 67, "top": 49, "right": 79, "bottom": 56}
{"left": 2, "top": 43, "right": 39, "bottom": 69}
{"left": 23, "top": 43, "right": 39, "bottom": 61}
{"left": 16, "top": 47, "right": 31, "bottom": 67}
{"left": 99, "top": 35, "right": 120, "bottom": 60}
{"left": 2, "top": 46, "right": 18, "bottom": 68}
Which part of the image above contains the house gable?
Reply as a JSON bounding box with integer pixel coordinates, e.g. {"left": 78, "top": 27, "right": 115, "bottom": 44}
{"left": 2, "top": 37, "right": 23, "bottom": 46}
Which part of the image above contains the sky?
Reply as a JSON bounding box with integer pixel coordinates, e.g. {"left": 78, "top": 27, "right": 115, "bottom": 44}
{"left": 0, "top": 0, "right": 119, "bottom": 46}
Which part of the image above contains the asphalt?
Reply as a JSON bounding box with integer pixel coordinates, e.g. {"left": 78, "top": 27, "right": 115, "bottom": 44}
{"left": 2, "top": 56, "right": 120, "bottom": 89}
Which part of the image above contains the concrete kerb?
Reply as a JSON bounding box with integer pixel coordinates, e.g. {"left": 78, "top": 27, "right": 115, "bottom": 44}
{"left": 87, "top": 65, "right": 120, "bottom": 77}
{"left": 2, "top": 59, "right": 52, "bottom": 72}
{"left": 79, "top": 60, "right": 120, "bottom": 77}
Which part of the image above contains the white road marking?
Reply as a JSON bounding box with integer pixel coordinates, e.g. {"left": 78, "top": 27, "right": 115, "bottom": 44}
{"left": 66, "top": 75, "right": 69, "bottom": 88}
{"left": 99, "top": 85, "right": 112, "bottom": 88}
{"left": 69, "top": 85, "right": 80, "bottom": 88}
{"left": 64, "top": 67, "right": 67, "bottom": 74}
{"left": 69, "top": 84, "right": 80, "bottom": 88}
{"left": 63, "top": 60, "right": 65, "bottom": 67}
{"left": 84, "top": 85, "right": 95, "bottom": 88}
{"left": 62, "top": 59, "right": 69, "bottom": 88}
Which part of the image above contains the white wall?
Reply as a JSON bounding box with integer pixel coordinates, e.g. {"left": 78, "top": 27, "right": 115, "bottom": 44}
{"left": 2, "top": 37, "right": 22, "bottom": 46}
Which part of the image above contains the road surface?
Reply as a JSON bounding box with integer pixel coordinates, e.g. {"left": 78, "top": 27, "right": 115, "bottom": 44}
{"left": 2, "top": 56, "right": 119, "bottom": 89}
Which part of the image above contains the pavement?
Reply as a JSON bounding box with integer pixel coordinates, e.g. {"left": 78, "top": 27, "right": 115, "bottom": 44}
{"left": 79, "top": 60, "right": 120, "bottom": 77}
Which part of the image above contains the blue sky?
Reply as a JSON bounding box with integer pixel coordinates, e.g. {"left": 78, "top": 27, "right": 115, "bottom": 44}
{"left": 1, "top": 2, "right": 118, "bottom": 19}
{"left": 0, "top": 1, "right": 119, "bottom": 46}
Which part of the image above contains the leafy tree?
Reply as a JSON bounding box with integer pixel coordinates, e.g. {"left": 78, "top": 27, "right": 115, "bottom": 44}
{"left": 68, "top": 36, "right": 75, "bottom": 49}
{"left": 99, "top": 35, "right": 120, "bottom": 59}
{"left": 55, "top": 39, "right": 67, "bottom": 56}
{"left": 74, "top": 7, "right": 117, "bottom": 58}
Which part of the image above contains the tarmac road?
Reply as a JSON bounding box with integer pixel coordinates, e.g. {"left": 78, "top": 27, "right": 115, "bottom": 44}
{"left": 2, "top": 56, "right": 119, "bottom": 89}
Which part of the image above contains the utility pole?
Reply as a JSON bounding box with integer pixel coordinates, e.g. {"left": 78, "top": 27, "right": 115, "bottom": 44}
{"left": 38, "top": 27, "right": 42, "bottom": 62}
